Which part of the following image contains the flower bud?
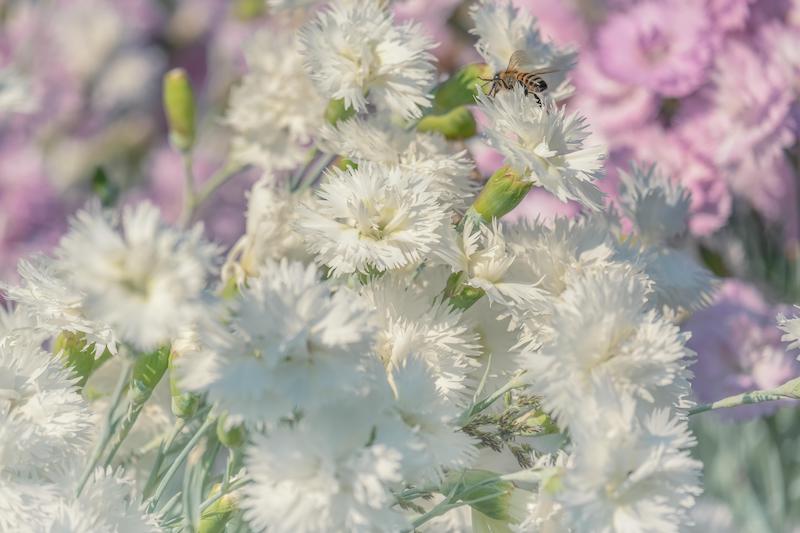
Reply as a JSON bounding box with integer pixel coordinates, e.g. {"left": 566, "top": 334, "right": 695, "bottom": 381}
{"left": 442, "top": 469, "right": 526, "bottom": 523}
{"left": 324, "top": 98, "right": 356, "bottom": 125}
{"left": 416, "top": 106, "right": 477, "bottom": 140}
{"left": 198, "top": 483, "right": 238, "bottom": 533}
{"left": 432, "top": 63, "right": 493, "bottom": 111}
{"left": 217, "top": 413, "right": 246, "bottom": 449}
{"left": 53, "top": 331, "right": 98, "bottom": 387}
{"left": 471, "top": 165, "right": 532, "bottom": 221}
{"left": 169, "top": 349, "right": 200, "bottom": 419}
{"left": 130, "top": 346, "right": 170, "bottom": 407}
{"left": 163, "top": 69, "right": 196, "bottom": 152}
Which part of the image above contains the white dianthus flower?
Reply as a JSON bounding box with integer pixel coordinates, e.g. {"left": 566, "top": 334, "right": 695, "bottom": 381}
{"left": 42, "top": 467, "right": 162, "bottom": 533}
{"left": 53, "top": 202, "right": 218, "bottom": 352}
{"left": 521, "top": 267, "right": 693, "bottom": 429}
{"left": 437, "top": 218, "right": 548, "bottom": 311}
{"left": 299, "top": 0, "right": 436, "bottom": 119}
{"left": 778, "top": 308, "right": 800, "bottom": 354}
{"left": 0, "top": 334, "right": 92, "bottom": 484}
{"left": 242, "top": 397, "right": 409, "bottom": 533}
{"left": 297, "top": 162, "right": 449, "bottom": 276}
{"left": 627, "top": 246, "right": 715, "bottom": 313}
{"left": 225, "top": 29, "right": 325, "bottom": 171}
{"left": 223, "top": 179, "right": 311, "bottom": 285}
{"left": 365, "top": 277, "right": 480, "bottom": 401}
{"left": 476, "top": 87, "right": 605, "bottom": 210}
{"left": 616, "top": 164, "right": 691, "bottom": 245}
{"left": 469, "top": 0, "right": 577, "bottom": 101}
{"left": 318, "top": 116, "right": 477, "bottom": 208}
{"left": 390, "top": 358, "right": 477, "bottom": 482}
{"left": 560, "top": 391, "right": 701, "bottom": 533}
{"left": 5, "top": 259, "right": 117, "bottom": 356}
{"left": 181, "top": 260, "right": 376, "bottom": 426}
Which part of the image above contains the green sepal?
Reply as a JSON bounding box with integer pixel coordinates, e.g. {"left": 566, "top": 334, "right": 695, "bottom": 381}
{"left": 325, "top": 98, "right": 357, "bottom": 125}
{"left": 472, "top": 166, "right": 532, "bottom": 221}
{"left": 417, "top": 106, "right": 477, "bottom": 140}
{"left": 432, "top": 63, "right": 493, "bottom": 112}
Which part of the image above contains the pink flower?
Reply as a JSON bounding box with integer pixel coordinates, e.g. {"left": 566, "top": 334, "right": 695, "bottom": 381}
{"left": 0, "top": 140, "right": 67, "bottom": 280}
{"left": 511, "top": 0, "right": 589, "bottom": 47}
{"left": 594, "top": 0, "right": 716, "bottom": 97}
{"left": 572, "top": 51, "right": 658, "bottom": 137}
{"left": 686, "top": 279, "right": 800, "bottom": 420}
{"left": 504, "top": 188, "right": 581, "bottom": 224}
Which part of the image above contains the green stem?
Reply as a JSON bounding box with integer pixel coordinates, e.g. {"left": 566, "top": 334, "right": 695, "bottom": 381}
{"left": 458, "top": 372, "right": 528, "bottom": 426}
{"left": 142, "top": 419, "right": 187, "bottom": 500}
{"left": 149, "top": 416, "right": 216, "bottom": 512}
{"left": 689, "top": 390, "right": 793, "bottom": 415}
{"left": 76, "top": 360, "right": 133, "bottom": 496}
{"left": 180, "top": 159, "right": 243, "bottom": 226}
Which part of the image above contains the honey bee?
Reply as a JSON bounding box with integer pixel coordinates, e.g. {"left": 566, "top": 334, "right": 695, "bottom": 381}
{"left": 479, "top": 50, "right": 558, "bottom": 106}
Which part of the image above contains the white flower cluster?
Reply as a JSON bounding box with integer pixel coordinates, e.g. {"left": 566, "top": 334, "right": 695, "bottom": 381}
{"left": 0, "top": 1, "right": 718, "bottom": 532}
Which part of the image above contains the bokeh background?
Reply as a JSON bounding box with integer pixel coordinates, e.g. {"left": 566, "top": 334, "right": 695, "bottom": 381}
{"left": 2, "top": 1, "right": 800, "bottom": 530}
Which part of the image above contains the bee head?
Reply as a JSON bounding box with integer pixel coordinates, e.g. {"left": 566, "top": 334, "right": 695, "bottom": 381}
{"left": 533, "top": 79, "right": 547, "bottom": 92}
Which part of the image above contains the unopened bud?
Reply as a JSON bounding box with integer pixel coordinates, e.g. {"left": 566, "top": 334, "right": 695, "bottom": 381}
{"left": 472, "top": 165, "right": 532, "bottom": 221}
{"left": 324, "top": 98, "right": 356, "bottom": 125}
{"left": 130, "top": 346, "right": 170, "bottom": 407}
{"left": 442, "top": 469, "right": 526, "bottom": 523}
{"left": 198, "top": 483, "right": 238, "bottom": 533}
{"left": 163, "top": 69, "right": 196, "bottom": 152}
{"left": 217, "top": 414, "right": 246, "bottom": 449}
{"left": 169, "top": 349, "right": 200, "bottom": 419}
{"left": 416, "top": 106, "right": 477, "bottom": 140}
{"left": 432, "top": 63, "right": 493, "bottom": 111}
{"left": 54, "top": 331, "right": 103, "bottom": 387}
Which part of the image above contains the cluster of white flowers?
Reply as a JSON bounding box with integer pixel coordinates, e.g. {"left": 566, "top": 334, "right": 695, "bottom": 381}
{"left": 0, "top": 1, "right": 729, "bottom": 532}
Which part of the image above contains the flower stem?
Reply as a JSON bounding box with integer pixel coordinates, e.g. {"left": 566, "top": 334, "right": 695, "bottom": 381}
{"left": 75, "top": 360, "right": 133, "bottom": 496}
{"left": 149, "top": 416, "right": 216, "bottom": 512}
{"left": 179, "top": 159, "right": 244, "bottom": 227}
{"left": 689, "top": 376, "right": 800, "bottom": 415}
{"left": 458, "top": 372, "right": 528, "bottom": 426}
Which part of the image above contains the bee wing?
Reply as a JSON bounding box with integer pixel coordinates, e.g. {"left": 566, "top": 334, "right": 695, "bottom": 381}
{"left": 506, "top": 49, "right": 533, "bottom": 72}
{"left": 528, "top": 67, "right": 560, "bottom": 76}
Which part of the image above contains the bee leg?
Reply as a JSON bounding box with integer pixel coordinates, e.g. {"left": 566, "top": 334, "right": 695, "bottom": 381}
{"left": 523, "top": 86, "right": 529, "bottom": 96}
{"left": 534, "top": 93, "right": 542, "bottom": 107}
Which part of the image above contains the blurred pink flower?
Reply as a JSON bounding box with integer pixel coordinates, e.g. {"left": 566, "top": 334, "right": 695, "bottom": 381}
{"left": 572, "top": 52, "right": 658, "bottom": 138}
{"left": 511, "top": 0, "right": 589, "bottom": 47}
{"left": 686, "top": 279, "right": 800, "bottom": 420}
{"left": 593, "top": 0, "right": 716, "bottom": 97}
{"left": 504, "top": 188, "right": 581, "bottom": 224}
{"left": 0, "top": 140, "right": 67, "bottom": 280}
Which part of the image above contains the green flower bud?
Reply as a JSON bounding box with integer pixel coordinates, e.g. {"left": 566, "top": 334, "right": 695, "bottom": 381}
{"left": 443, "top": 271, "right": 485, "bottom": 310}
{"left": 432, "top": 63, "right": 493, "bottom": 111}
{"left": 416, "top": 106, "right": 477, "bottom": 140}
{"left": 169, "top": 349, "right": 200, "bottom": 419}
{"left": 198, "top": 484, "right": 238, "bottom": 533}
{"left": 325, "top": 98, "right": 356, "bottom": 125}
{"left": 163, "top": 69, "right": 196, "bottom": 152}
{"left": 217, "top": 414, "right": 246, "bottom": 449}
{"left": 53, "top": 332, "right": 97, "bottom": 387}
{"left": 442, "top": 469, "right": 526, "bottom": 523}
{"left": 472, "top": 166, "right": 532, "bottom": 221}
{"left": 130, "top": 346, "right": 170, "bottom": 407}
{"left": 233, "top": 0, "right": 265, "bottom": 20}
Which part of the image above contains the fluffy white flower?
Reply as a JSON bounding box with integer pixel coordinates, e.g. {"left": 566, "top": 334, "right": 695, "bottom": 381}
{"left": 778, "top": 308, "right": 800, "bottom": 354}
{"left": 437, "top": 218, "right": 548, "bottom": 311}
{"left": 0, "top": 334, "right": 92, "bottom": 483}
{"left": 520, "top": 267, "right": 694, "bottom": 429}
{"left": 5, "top": 259, "right": 117, "bottom": 356}
{"left": 469, "top": 0, "right": 577, "bottom": 101}
{"left": 389, "top": 358, "right": 476, "bottom": 482}
{"left": 629, "top": 246, "right": 715, "bottom": 313}
{"left": 297, "top": 162, "right": 449, "bottom": 275}
{"left": 365, "top": 277, "right": 480, "bottom": 400}
{"left": 41, "top": 467, "right": 162, "bottom": 533}
{"left": 560, "top": 390, "right": 701, "bottom": 533}
{"left": 318, "top": 116, "right": 477, "bottom": 208}
{"left": 52, "top": 202, "right": 218, "bottom": 352}
{"left": 225, "top": 29, "right": 325, "bottom": 171}
{"left": 242, "top": 397, "right": 409, "bottom": 533}
{"left": 476, "top": 87, "right": 605, "bottom": 209}
{"left": 513, "top": 454, "right": 570, "bottom": 533}
{"left": 223, "top": 180, "right": 311, "bottom": 285}
{"left": 299, "top": 0, "right": 436, "bottom": 119}
{"left": 181, "top": 260, "right": 376, "bottom": 426}
{"left": 616, "top": 164, "right": 691, "bottom": 244}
